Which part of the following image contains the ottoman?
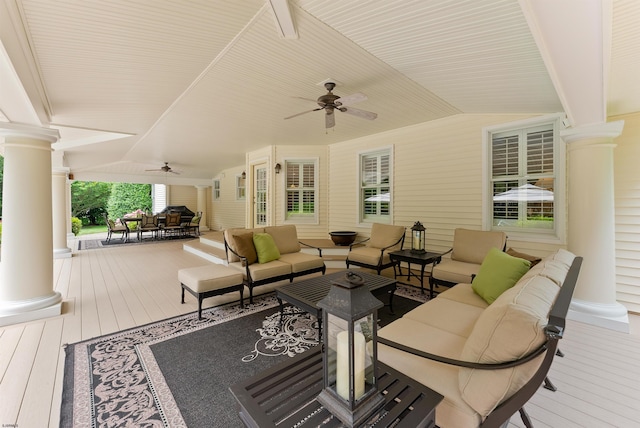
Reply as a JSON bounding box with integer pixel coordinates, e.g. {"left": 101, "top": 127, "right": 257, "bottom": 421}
{"left": 179, "top": 264, "right": 245, "bottom": 319}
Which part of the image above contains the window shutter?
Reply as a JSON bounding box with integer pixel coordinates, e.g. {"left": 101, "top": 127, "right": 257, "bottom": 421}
{"left": 527, "top": 129, "right": 554, "bottom": 174}
{"left": 492, "top": 135, "right": 519, "bottom": 177}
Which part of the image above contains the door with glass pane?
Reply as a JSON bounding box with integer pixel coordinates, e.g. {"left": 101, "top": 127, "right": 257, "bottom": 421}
{"left": 253, "top": 164, "right": 267, "bottom": 227}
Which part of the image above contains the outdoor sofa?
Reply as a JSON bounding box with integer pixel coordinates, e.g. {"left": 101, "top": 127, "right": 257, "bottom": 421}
{"left": 376, "top": 247, "right": 582, "bottom": 427}
{"left": 224, "top": 225, "right": 326, "bottom": 302}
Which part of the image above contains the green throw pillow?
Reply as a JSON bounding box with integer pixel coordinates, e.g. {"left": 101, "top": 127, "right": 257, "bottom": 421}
{"left": 472, "top": 247, "right": 531, "bottom": 304}
{"left": 253, "top": 233, "right": 280, "bottom": 264}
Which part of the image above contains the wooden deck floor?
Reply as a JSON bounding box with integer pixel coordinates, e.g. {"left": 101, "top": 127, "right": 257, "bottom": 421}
{"left": 0, "top": 235, "right": 639, "bottom": 427}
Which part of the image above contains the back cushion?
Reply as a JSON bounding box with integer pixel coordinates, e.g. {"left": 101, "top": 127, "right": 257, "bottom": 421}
{"left": 368, "top": 223, "right": 405, "bottom": 250}
{"left": 265, "top": 225, "right": 300, "bottom": 254}
{"left": 224, "top": 228, "right": 265, "bottom": 262}
{"left": 451, "top": 229, "right": 507, "bottom": 264}
{"left": 459, "top": 275, "right": 560, "bottom": 417}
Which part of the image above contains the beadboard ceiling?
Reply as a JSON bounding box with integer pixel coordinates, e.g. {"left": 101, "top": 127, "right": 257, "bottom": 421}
{"left": 0, "top": 0, "right": 638, "bottom": 183}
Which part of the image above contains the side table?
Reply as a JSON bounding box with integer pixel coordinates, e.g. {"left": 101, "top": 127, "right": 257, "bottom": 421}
{"left": 388, "top": 250, "right": 442, "bottom": 298}
{"left": 229, "top": 347, "right": 443, "bottom": 428}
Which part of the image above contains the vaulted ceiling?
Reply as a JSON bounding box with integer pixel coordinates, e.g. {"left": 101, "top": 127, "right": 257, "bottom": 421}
{"left": 1, "top": 0, "right": 638, "bottom": 184}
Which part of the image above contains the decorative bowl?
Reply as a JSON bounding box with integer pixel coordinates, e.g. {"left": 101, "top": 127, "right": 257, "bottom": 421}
{"left": 329, "top": 231, "right": 357, "bottom": 246}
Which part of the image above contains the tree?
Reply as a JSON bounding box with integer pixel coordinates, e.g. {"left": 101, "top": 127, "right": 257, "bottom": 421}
{"left": 107, "top": 182, "right": 152, "bottom": 219}
{"left": 71, "top": 181, "right": 111, "bottom": 224}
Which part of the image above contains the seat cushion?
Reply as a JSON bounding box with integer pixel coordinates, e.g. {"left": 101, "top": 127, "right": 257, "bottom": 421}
{"left": 253, "top": 233, "right": 281, "bottom": 263}
{"left": 451, "top": 229, "right": 506, "bottom": 264}
{"left": 278, "top": 252, "right": 325, "bottom": 273}
{"left": 437, "top": 284, "right": 489, "bottom": 309}
{"left": 247, "top": 260, "right": 292, "bottom": 281}
{"left": 265, "top": 225, "right": 300, "bottom": 254}
{"left": 471, "top": 247, "right": 531, "bottom": 304}
{"left": 178, "top": 265, "right": 243, "bottom": 293}
{"left": 432, "top": 260, "right": 480, "bottom": 284}
{"left": 347, "top": 247, "right": 386, "bottom": 267}
{"left": 378, "top": 319, "right": 481, "bottom": 428}
{"left": 403, "top": 298, "right": 485, "bottom": 339}
{"left": 459, "top": 274, "right": 560, "bottom": 417}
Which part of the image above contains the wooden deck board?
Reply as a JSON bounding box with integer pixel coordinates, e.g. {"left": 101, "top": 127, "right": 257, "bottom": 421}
{"left": 0, "top": 236, "right": 639, "bottom": 427}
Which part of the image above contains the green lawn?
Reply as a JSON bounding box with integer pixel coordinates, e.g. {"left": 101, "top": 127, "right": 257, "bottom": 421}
{"left": 78, "top": 225, "right": 107, "bottom": 236}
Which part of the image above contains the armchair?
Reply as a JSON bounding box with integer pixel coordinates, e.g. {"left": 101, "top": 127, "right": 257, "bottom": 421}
{"left": 103, "top": 213, "right": 129, "bottom": 243}
{"left": 345, "top": 223, "right": 405, "bottom": 274}
{"left": 430, "top": 228, "right": 507, "bottom": 291}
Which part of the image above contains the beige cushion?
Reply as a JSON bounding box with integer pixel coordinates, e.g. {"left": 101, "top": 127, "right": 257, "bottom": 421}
{"left": 458, "top": 274, "right": 559, "bottom": 417}
{"left": 246, "top": 260, "right": 291, "bottom": 281}
{"left": 520, "top": 259, "right": 568, "bottom": 286}
{"left": 278, "top": 252, "right": 325, "bottom": 273}
{"left": 437, "top": 283, "right": 489, "bottom": 309}
{"left": 451, "top": 229, "right": 507, "bottom": 264}
{"left": 347, "top": 247, "right": 391, "bottom": 267}
{"left": 368, "top": 223, "right": 405, "bottom": 250}
{"left": 178, "top": 265, "right": 243, "bottom": 293}
{"left": 403, "top": 298, "right": 485, "bottom": 338}
{"left": 548, "top": 248, "right": 575, "bottom": 268}
{"left": 224, "top": 228, "right": 265, "bottom": 263}
{"left": 265, "top": 225, "right": 301, "bottom": 254}
{"left": 432, "top": 259, "right": 481, "bottom": 284}
{"left": 378, "top": 319, "right": 481, "bottom": 428}
{"left": 232, "top": 232, "right": 257, "bottom": 265}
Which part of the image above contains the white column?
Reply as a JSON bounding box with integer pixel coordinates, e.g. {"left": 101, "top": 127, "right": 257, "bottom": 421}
{"left": 52, "top": 169, "right": 72, "bottom": 258}
{"left": 66, "top": 178, "right": 75, "bottom": 240}
{"left": 562, "top": 121, "right": 629, "bottom": 332}
{"left": 0, "top": 123, "right": 62, "bottom": 326}
{"left": 195, "top": 185, "right": 210, "bottom": 232}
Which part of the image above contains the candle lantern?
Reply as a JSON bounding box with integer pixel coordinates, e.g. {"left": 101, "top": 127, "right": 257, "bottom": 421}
{"left": 317, "top": 271, "right": 385, "bottom": 427}
{"left": 411, "top": 221, "right": 426, "bottom": 253}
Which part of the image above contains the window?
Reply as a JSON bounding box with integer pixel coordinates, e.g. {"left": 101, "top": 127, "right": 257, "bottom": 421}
{"left": 213, "top": 180, "right": 220, "bottom": 200}
{"left": 359, "top": 148, "right": 391, "bottom": 223}
{"left": 152, "top": 184, "right": 166, "bottom": 213}
{"left": 236, "top": 175, "right": 246, "bottom": 200}
{"left": 485, "top": 115, "right": 565, "bottom": 241}
{"left": 285, "top": 159, "right": 317, "bottom": 222}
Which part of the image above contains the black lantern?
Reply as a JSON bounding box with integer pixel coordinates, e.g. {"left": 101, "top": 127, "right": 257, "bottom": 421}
{"left": 411, "top": 221, "right": 426, "bottom": 253}
{"left": 317, "top": 271, "right": 385, "bottom": 427}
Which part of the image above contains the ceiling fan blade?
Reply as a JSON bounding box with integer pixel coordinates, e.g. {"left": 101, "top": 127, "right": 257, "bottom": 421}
{"left": 293, "top": 96, "right": 319, "bottom": 103}
{"left": 325, "top": 111, "right": 335, "bottom": 129}
{"left": 284, "top": 108, "right": 322, "bottom": 120}
{"left": 334, "top": 92, "right": 367, "bottom": 106}
{"left": 341, "top": 106, "right": 378, "bottom": 120}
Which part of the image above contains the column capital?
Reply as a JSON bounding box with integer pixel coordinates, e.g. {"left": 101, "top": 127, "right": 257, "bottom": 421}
{"left": 560, "top": 120, "right": 624, "bottom": 144}
{"left": 0, "top": 122, "right": 60, "bottom": 143}
{"left": 195, "top": 184, "right": 210, "bottom": 190}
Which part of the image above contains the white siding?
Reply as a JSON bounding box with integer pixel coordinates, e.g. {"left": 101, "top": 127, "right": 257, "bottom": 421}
{"left": 613, "top": 112, "right": 640, "bottom": 313}
{"left": 210, "top": 165, "right": 247, "bottom": 230}
{"left": 329, "top": 114, "right": 565, "bottom": 255}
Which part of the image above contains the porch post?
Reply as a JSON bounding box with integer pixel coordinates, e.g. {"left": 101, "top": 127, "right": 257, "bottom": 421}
{"left": 52, "top": 169, "right": 72, "bottom": 258}
{"left": 195, "top": 185, "right": 210, "bottom": 232}
{"left": 562, "top": 121, "right": 629, "bottom": 332}
{"left": 0, "top": 123, "right": 62, "bottom": 326}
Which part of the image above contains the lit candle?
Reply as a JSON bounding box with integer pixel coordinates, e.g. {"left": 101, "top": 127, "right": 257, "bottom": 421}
{"left": 336, "top": 331, "right": 365, "bottom": 400}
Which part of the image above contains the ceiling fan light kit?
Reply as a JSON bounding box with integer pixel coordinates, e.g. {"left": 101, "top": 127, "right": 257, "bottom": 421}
{"left": 145, "top": 162, "right": 180, "bottom": 174}
{"left": 285, "top": 82, "right": 377, "bottom": 129}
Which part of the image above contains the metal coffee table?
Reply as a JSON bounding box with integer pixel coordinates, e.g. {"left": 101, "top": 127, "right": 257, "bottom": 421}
{"left": 229, "top": 347, "right": 443, "bottom": 427}
{"left": 275, "top": 270, "right": 397, "bottom": 337}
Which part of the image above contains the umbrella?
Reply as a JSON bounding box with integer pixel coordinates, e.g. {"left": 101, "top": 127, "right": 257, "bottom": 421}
{"left": 365, "top": 192, "right": 390, "bottom": 202}
{"left": 493, "top": 184, "right": 554, "bottom": 202}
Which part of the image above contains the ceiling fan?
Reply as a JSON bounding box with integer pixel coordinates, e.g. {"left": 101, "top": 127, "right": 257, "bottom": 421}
{"left": 145, "top": 162, "right": 180, "bottom": 174}
{"left": 284, "top": 82, "right": 378, "bottom": 129}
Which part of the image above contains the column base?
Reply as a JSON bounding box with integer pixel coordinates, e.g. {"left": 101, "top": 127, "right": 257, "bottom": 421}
{"left": 54, "top": 247, "right": 73, "bottom": 259}
{"left": 568, "top": 299, "right": 629, "bottom": 333}
{"left": 0, "top": 292, "right": 63, "bottom": 327}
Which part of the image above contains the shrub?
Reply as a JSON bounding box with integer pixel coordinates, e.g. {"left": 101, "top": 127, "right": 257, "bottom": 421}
{"left": 71, "top": 217, "right": 83, "bottom": 236}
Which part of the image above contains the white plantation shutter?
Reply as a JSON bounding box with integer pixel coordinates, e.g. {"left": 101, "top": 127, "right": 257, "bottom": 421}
{"left": 360, "top": 149, "right": 391, "bottom": 222}
{"left": 285, "top": 160, "right": 316, "bottom": 220}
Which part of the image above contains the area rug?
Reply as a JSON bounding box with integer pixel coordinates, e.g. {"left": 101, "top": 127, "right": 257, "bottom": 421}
{"left": 60, "top": 284, "right": 428, "bottom": 427}
{"left": 78, "top": 234, "right": 197, "bottom": 250}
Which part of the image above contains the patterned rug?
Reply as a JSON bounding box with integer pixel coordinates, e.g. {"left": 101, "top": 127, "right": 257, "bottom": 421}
{"left": 60, "top": 284, "right": 428, "bottom": 427}
{"left": 78, "top": 234, "right": 197, "bottom": 250}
